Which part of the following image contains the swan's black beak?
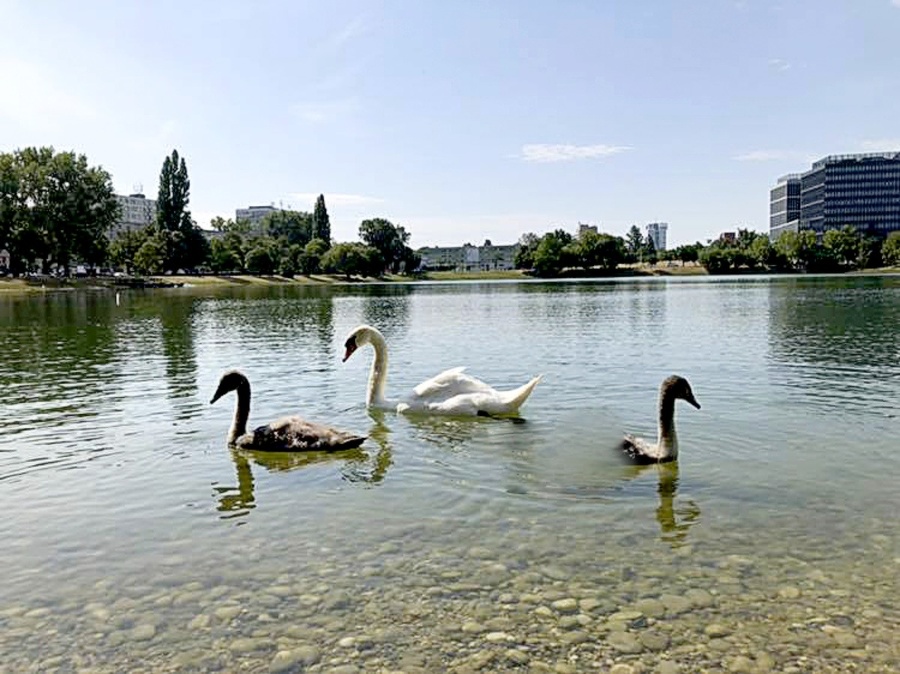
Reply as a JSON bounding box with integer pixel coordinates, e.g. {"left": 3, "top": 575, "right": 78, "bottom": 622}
{"left": 687, "top": 394, "right": 701, "bottom": 409}
{"left": 342, "top": 337, "right": 357, "bottom": 362}
{"left": 210, "top": 389, "right": 225, "bottom": 405}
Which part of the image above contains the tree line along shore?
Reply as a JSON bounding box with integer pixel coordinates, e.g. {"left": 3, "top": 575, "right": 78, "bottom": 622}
{"left": 3, "top": 146, "right": 899, "bottom": 286}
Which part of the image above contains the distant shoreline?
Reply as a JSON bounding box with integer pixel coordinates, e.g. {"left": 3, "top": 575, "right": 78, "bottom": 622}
{"left": 2, "top": 264, "right": 898, "bottom": 294}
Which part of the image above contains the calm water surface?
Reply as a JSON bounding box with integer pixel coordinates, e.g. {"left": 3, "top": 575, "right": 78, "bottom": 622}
{"left": 1, "top": 276, "right": 898, "bottom": 673}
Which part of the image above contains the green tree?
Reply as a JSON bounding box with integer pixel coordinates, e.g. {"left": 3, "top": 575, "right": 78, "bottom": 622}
{"left": 154, "top": 149, "right": 207, "bottom": 271}
{"left": 208, "top": 237, "right": 243, "bottom": 272}
{"left": 698, "top": 246, "right": 734, "bottom": 274}
{"left": 109, "top": 228, "right": 149, "bottom": 272}
{"left": 133, "top": 231, "right": 167, "bottom": 274}
{"left": 514, "top": 232, "right": 540, "bottom": 269}
{"left": 321, "top": 242, "right": 371, "bottom": 279}
{"left": 642, "top": 237, "right": 658, "bottom": 265}
{"left": 244, "top": 237, "right": 280, "bottom": 275}
{"left": 0, "top": 147, "right": 118, "bottom": 275}
{"left": 675, "top": 243, "right": 701, "bottom": 266}
{"left": 312, "top": 194, "right": 331, "bottom": 244}
{"left": 358, "top": 218, "right": 413, "bottom": 274}
{"left": 575, "top": 230, "right": 624, "bottom": 272}
{"left": 775, "top": 230, "right": 818, "bottom": 270}
{"left": 532, "top": 229, "right": 573, "bottom": 277}
{"left": 299, "top": 237, "right": 330, "bottom": 275}
{"left": 822, "top": 226, "right": 861, "bottom": 269}
{"left": 261, "top": 210, "right": 312, "bottom": 247}
{"left": 881, "top": 232, "right": 900, "bottom": 266}
{"left": 625, "top": 225, "right": 644, "bottom": 262}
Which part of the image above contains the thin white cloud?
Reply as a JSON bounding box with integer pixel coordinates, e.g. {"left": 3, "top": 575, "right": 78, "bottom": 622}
{"left": 291, "top": 99, "right": 357, "bottom": 123}
{"left": 768, "top": 58, "right": 791, "bottom": 71}
{"left": 520, "top": 143, "right": 631, "bottom": 163}
{"left": 860, "top": 138, "right": 900, "bottom": 151}
{"left": 892, "top": 0, "right": 900, "bottom": 8}
{"left": 330, "top": 15, "right": 369, "bottom": 51}
{"left": 733, "top": 149, "right": 801, "bottom": 161}
{"left": 289, "top": 192, "right": 385, "bottom": 207}
{"left": 0, "top": 58, "right": 94, "bottom": 129}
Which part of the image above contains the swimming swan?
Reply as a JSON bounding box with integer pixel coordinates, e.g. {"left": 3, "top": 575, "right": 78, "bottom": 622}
{"left": 210, "top": 370, "right": 367, "bottom": 452}
{"left": 342, "top": 324, "right": 542, "bottom": 417}
{"left": 620, "top": 375, "right": 700, "bottom": 464}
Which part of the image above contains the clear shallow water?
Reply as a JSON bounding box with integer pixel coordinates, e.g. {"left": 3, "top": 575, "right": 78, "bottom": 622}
{"left": 1, "top": 276, "right": 898, "bottom": 673}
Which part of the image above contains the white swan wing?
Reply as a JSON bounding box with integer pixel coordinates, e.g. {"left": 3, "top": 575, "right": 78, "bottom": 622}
{"left": 400, "top": 375, "right": 542, "bottom": 417}
{"left": 411, "top": 367, "right": 497, "bottom": 400}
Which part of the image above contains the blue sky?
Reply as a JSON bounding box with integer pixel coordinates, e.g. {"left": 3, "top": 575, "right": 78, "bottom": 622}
{"left": 1, "top": 1, "right": 899, "bottom": 247}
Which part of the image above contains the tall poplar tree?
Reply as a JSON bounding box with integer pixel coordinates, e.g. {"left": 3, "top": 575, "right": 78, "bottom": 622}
{"left": 312, "top": 194, "right": 331, "bottom": 244}
{"left": 154, "top": 149, "right": 208, "bottom": 271}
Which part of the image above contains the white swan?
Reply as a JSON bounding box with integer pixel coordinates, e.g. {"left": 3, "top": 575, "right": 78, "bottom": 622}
{"left": 620, "top": 375, "right": 700, "bottom": 464}
{"left": 342, "top": 324, "right": 542, "bottom": 417}
{"left": 211, "top": 370, "right": 367, "bottom": 452}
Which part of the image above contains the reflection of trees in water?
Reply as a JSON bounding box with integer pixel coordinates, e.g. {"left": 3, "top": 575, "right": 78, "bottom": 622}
{"left": 0, "top": 292, "right": 117, "bottom": 419}
{"left": 158, "top": 295, "right": 199, "bottom": 420}
{"left": 213, "top": 415, "right": 395, "bottom": 522}
{"left": 767, "top": 277, "right": 900, "bottom": 369}
{"left": 359, "top": 284, "right": 412, "bottom": 342}
{"left": 766, "top": 277, "right": 900, "bottom": 413}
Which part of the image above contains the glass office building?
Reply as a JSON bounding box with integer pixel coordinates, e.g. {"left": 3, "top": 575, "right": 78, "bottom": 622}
{"left": 769, "top": 152, "right": 900, "bottom": 239}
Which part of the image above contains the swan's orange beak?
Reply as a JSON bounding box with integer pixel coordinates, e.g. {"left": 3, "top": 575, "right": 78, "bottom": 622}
{"left": 342, "top": 343, "right": 357, "bottom": 362}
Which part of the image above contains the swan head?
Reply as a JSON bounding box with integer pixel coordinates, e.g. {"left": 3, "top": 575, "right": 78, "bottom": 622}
{"left": 210, "top": 369, "right": 248, "bottom": 404}
{"left": 662, "top": 375, "right": 701, "bottom": 409}
{"left": 342, "top": 324, "right": 380, "bottom": 362}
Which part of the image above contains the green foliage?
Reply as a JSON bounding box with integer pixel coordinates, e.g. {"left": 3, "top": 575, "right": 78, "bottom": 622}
{"left": 208, "top": 237, "right": 243, "bottom": 272}
{"left": 625, "top": 225, "right": 644, "bottom": 262}
{"left": 133, "top": 231, "right": 168, "bottom": 274}
{"left": 321, "top": 242, "right": 382, "bottom": 279}
{"left": 822, "top": 226, "right": 861, "bottom": 269}
{"left": 312, "top": 194, "right": 331, "bottom": 244}
{"left": 0, "top": 147, "right": 118, "bottom": 274}
{"left": 154, "top": 149, "right": 207, "bottom": 271}
{"left": 245, "top": 238, "right": 279, "bottom": 275}
{"left": 575, "top": 230, "right": 626, "bottom": 271}
{"left": 532, "top": 229, "right": 574, "bottom": 277}
{"left": 674, "top": 243, "right": 702, "bottom": 265}
{"left": 299, "top": 238, "right": 330, "bottom": 275}
{"left": 642, "top": 236, "right": 658, "bottom": 265}
{"left": 881, "top": 232, "right": 900, "bottom": 266}
{"left": 109, "top": 228, "right": 149, "bottom": 272}
{"left": 698, "top": 246, "right": 734, "bottom": 274}
{"left": 514, "top": 233, "right": 540, "bottom": 269}
{"left": 261, "top": 210, "right": 313, "bottom": 247}
{"left": 359, "top": 218, "right": 415, "bottom": 274}
{"left": 774, "top": 230, "right": 818, "bottom": 269}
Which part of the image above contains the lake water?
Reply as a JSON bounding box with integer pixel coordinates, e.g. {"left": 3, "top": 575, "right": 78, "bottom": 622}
{"left": 1, "top": 276, "right": 898, "bottom": 673}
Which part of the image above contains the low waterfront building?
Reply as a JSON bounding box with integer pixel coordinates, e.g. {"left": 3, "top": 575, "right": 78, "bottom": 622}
{"left": 770, "top": 152, "right": 900, "bottom": 240}
{"left": 0, "top": 248, "right": 10, "bottom": 271}
{"left": 111, "top": 193, "right": 157, "bottom": 239}
{"left": 417, "top": 241, "right": 519, "bottom": 271}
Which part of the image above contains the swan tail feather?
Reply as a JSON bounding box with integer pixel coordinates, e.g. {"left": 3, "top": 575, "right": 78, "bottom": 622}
{"left": 498, "top": 375, "right": 542, "bottom": 412}
{"left": 334, "top": 434, "right": 367, "bottom": 451}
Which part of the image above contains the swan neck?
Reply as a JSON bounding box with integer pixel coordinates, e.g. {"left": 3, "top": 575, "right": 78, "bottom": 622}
{"left": 367, "top": 331, "right": 389, "bottom": 408}
{"left": 657, "top": 389, "right": 678, "bottom": 459}
{"left": 230, "top": 379, "right": 250, "bottom": 444}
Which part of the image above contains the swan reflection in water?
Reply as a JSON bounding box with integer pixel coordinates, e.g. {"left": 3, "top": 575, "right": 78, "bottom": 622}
{"left": 213, "top": 418, "right": 394, "bottom": 522}
{"left": 623, "top": 461, "right": 702, "bottom": 547}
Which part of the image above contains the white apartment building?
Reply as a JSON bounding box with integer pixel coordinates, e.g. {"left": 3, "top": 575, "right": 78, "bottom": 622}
{"left": 111, "top": 193, "right": 157, "bottom": 239}
{"left": 645, "top": 222, "right": 668, "bottom": 251}
{"left": 417, "top": 241, "right": 519, "bottom": 271}
{"left": 235, "top": 205, "right": 279, "bottom": 228}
